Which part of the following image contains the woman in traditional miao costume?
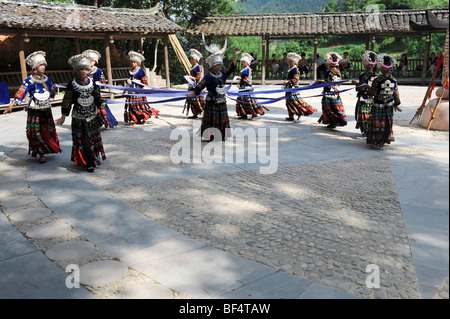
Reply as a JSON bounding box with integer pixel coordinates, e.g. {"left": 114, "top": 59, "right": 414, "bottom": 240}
{"left": 352, "top": 51, "right": 378, "bottom": 136}
{"left": 284, "top": 52, "right": 316, "bottom": 121}
{"left": 82, "top": 49, "right": 118, "bottom": 128}
{"left": 3, "top": 51, "right": 62, "bottom": 163}
{"left": 124, "top": 51, "right": 159, "bottom": 124}
{"left": 318, "top": 52, "right": 348, "bottom": 128}
{"left": 189, "top": 36, "right": 239, "bottom": 141}
{"left": 55, "top": 54, "right": 106, "bottom": 173}
{"left": 235, "top": 52, "right": 266, "bottom": 120}
{"left": 366, "top": 54, "right": 402, "bottom": 149}
{"left": 184, "top": 49, "right": 205, "bottom": 119}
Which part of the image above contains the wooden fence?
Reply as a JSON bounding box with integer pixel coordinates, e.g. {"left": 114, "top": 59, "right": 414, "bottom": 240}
{"left": 229, "top": 58, "right": 430, "bottom": 80}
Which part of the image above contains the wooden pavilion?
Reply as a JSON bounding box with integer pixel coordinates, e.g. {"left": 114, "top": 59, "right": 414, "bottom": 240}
{"left": 188, "top": 7, "right": 449, "bottom": 84}
{"left": 0, "top": 0, "right": 184, "bottom": 88}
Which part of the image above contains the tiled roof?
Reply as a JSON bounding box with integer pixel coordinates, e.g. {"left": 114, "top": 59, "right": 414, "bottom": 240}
{"left": 188, "top": 8, "right": 448, "bottom": 37}
{"left": 0, "top": 0, "right": 183, "bottom": 35}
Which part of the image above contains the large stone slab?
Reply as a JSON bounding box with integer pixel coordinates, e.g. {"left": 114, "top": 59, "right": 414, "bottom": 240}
{"left": 79, "top": 260, "right": 128, "bottom": 287}
{"left": 0, "top": 195, "right": 38, "bottom": 208}
{"left": 0, "top": 230, "right": 38, "bottom": 262}
{"left": 217, "top": 266, "right": 313, "bottom": 299}
{"left": 10, "top": 207, "right": 52, "bottom": 223}
{"left": 45, "top": 240, "right": 96, "bottom": 261}
{"left": 0, "top": 251, "right": 67, "bottom": 297}
{"left": 117, "top": 282, "right": 174, "bottom": 299}
{"left": 152, "top": 246, "right": 263, "bottom": 298}
{"left": 26, "top": 222, "right": 72, "bottom": 239}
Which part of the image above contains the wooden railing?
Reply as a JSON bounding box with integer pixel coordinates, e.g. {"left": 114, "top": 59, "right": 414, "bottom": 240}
{"left": 233, "top": 58, "right": 432, "bottom": 80}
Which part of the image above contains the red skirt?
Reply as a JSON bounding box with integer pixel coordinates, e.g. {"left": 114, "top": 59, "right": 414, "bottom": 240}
{"left": 124, "top": 96, "right": 159, "bottom": 124}
{"left": 26, "top": 109, "right": 62, "bottom": 157}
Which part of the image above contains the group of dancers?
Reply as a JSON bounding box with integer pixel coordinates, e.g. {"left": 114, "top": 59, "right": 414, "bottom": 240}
{"left": 185, "top": 44, "right": 401, "bottom": 148}
{"left": 2, "top": 43, "right": 402, "bottom": 172}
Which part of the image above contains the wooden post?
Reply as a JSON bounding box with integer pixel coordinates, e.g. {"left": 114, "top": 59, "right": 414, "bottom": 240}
{"left": 74, "top": 38, "right": 81, "bottom": 54}
{"left": 370, "top": 36, "right": 375, "bottom": 51}
{"left": 164, "top": 36, "right": 170, "bottom": 88}
{"left": 104, "top": 37, "right": 113, "bottom": 100}
{"left": 422, "top": 33, "right": 431, "bottom": 85}
{"left": 104, "top": 37, "right": 113, "bottom": 85}
{"left": 18, "top": 33, "right": 27, "bottom": 81}
{"left": 261, "top": 36, "right": 266, "bottom": 85}
{"left": 313, "top": 36, "right": 318, "bottom": 81}
{"left": 139, "top": 37, "right": 145, "bottom": 69}
{"left": 200, "top": 35, "right": 205, "bottom": 74}
{"left": 266, "top": 37, "right": 269, "bottom": 79}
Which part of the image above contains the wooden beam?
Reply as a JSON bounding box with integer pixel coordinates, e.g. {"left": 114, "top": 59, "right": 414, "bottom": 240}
{"left": 0, "top": 29, "right": 175, "bottom": 40}
{"left": 266, "top": 36, "right": 316, "bottom": 40}
{"left": 17, "top": 33, "right": 27, "bottom": 82}
{"left": 164, "top": 36, "right": 170, "bottom": 88}
{"left": 422, "top": 33, "right": 431, "bottom": 85}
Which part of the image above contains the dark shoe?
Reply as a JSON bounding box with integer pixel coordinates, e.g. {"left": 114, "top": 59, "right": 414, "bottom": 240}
{"left": 39, "top": 156, "right": 46, "bottom": 164}
{"left": 286, "top": 117, "right": 294, "bottom": 121}
{"left": 87, "top": 167, "right": 95, "bottom": 173}
{"left": 238, "top": 115, "right": 247, "bottom": 120}
{"left": 188, "top": 115, "right": 198, "bottom": 119}
{"left": 327, "top": 124, "right": 337, "bottom": 129}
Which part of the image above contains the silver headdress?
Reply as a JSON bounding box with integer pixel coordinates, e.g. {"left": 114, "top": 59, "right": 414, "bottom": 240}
{"left": 202, "top": 33, "right": 227, "bottom": 67}
{"left": 363, "top": 50, "right": 377, "bottom": 67}
{"left": 240, "top": 53, "right": 254, "bottom": 65}
{"left": 202, "top": 33, "right": 227, "bottom": 56}
{"left": 128, "top": 51, "right": 145, "bottom": 63}
{"left": 205, "top": 54, "right": 225, "bottom": 68}
{"left": 68, "top": 54, "right": 92, "bottom": 71}
{"left": 26, "top": 51, "right": 47, "bottom": 70}
{"left": 189, "top": 49, "right": 203, "bottom": 62}
{"left": 326, "top": 52, "right": 342, "bottom": 67}
{"left": 82, "top": 49, "right": 101, "bottom": 63}
{"left": 287, "top": 52, "right": 301, "bottom": 64}
{"left": 377, "top": 54, "right": 397, "bottom": 72}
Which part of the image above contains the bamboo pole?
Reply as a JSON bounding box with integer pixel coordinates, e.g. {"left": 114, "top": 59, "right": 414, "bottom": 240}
{"left": 160, "top": 10, "right": 191, "bottom": 76}
{"left": 410, "top": 55, "right": 443, "bottom": 123}
{"left": 426, "top": 77, "right": 448, "bottom": 130}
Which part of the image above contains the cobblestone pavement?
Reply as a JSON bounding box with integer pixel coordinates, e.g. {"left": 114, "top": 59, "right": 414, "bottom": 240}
{"left": 1, "top": 84, "right": 448, "bottom": 299}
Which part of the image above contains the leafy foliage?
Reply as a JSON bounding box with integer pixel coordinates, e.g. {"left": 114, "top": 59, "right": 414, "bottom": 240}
{"left": 236, "top": 0, "right": 330, "bottom": 13}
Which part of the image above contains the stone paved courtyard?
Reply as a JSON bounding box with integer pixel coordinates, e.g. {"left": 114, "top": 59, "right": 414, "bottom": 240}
{"left": 1, "top": 84, "right": 448, "bottom": 299}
